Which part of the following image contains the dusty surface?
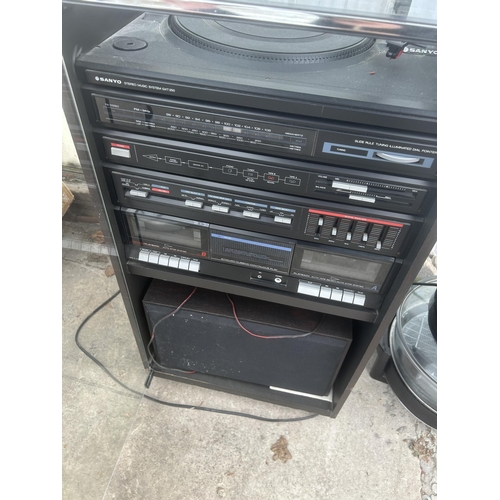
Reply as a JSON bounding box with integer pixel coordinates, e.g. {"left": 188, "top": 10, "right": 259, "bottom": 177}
{"left": 405, "top": 422, "right": 438, "bottom": 500}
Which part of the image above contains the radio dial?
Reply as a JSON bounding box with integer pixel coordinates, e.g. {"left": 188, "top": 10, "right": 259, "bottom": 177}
{"left": 375, "top": 152, "right": 420, "bottom": 164}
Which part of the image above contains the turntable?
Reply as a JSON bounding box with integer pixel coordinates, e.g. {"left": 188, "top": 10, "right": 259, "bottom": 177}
{"left": 76, "top": 13, "right": 437, "bottom": 132}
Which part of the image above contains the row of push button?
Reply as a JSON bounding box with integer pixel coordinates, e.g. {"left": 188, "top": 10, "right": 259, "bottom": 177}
{"left": 183, "top": 200, "right": 292, "bottom": 224}
{"left": 297, "top": 281, "right": 366, "bottom": 306}
{"left": 138, "top": 249, "right": 200, "bottom": 272}
{"left": 127, "top": 189, "right": 293, "bottom": 224}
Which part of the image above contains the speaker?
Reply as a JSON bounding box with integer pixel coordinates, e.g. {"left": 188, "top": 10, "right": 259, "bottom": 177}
{"left": 143, "top": 280, "right": 352, "bottom": 396}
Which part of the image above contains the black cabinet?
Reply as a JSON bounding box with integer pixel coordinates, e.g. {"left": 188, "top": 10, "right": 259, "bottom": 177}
{"left": 62, "top": 1, "right": 436, "bottom": 417}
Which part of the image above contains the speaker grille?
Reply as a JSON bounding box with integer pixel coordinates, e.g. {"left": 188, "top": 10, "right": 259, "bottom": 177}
{"left": 143, "top": 280, "right": 352, "bottom": 396}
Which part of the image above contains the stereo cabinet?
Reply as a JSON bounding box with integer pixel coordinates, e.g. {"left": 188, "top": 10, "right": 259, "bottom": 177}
{"left": 62, "top": 0, "right": 437, "bottom": 417}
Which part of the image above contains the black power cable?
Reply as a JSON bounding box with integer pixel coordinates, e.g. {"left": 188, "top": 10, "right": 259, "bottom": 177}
{"left": 74, "top": 290, "right": 319, "bottom": 423}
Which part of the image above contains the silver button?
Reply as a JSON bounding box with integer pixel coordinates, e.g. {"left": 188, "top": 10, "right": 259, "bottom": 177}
{"left": 342, "top": 291, "right": 355, "bottom": 303}
{"left": 111, "top": 146, "right": 131, "bottom": 158}
{"left": 178, "top": 259, "right": 190, "bottom": 270}
{"left": 148, "top": 252, "right": 160, "bottom": 264}
{"left": 274, "top": 216, "right": 292, "bottom": 224}
{"left": 168, "top": 257, "right": 180, "bottom": 268}
{"left": 158, "top": 255, "right": 170, "bottom": 266}
{"left": 185, "top": 200, "right": 203, "bottom": 208}
{"left": 297, "top": 282, "right": 321, "bottom": 297}
{"left": 212, "top": 205, "right": 230, "bottom": 213}
{"left": 138, "top": 250, "right": 150, "bottom": 262}
{"left": 130, "top": 190, "right": 148, "bottom": 198}
{"left": 353, "top": 293, "right": 366, "bottom": 306}
{"left": 319, "top": 287, "right": 332, "bottom": 299}
{"left": 188, "top": 261, "right": 200, "bottom": 272}
{"left": 330, "top": 289, "right": 343, "bottom": 301}
{"left": 243, "top": 210, "right": 260, "bottom": 219}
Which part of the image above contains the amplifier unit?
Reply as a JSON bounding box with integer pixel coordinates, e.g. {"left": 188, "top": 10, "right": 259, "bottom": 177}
{"left": 108, "top": 165, "right": 415, "bottom": 258}
{"left": 100, "top": 134, "right": 433, "bottom": 215}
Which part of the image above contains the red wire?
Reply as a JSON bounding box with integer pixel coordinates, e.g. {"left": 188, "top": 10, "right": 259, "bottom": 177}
{"left": 151, "top": 286, "right": 198, "bottom": 339}
{"left": 150, "top": 286, "right": 319, "bottom": 374}
{"left": 226, "top": 294, "right": 320, "bottom": 339}
{"left": 226, "top": 294, "right": 272, "bottom": 339}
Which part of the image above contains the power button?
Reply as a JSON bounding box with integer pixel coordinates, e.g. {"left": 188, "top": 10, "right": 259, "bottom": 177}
{"left": 110, "top": 146, "right": 131, "bottom": 158}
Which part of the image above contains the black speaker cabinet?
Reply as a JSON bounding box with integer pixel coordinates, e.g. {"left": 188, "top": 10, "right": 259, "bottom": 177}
{"left": 143, "top": 280, "right": 352, "bottom": 396}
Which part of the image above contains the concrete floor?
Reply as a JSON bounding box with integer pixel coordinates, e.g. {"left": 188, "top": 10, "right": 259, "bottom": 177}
{"left": 62, "top": 245, "right": 437, "bottom": 500}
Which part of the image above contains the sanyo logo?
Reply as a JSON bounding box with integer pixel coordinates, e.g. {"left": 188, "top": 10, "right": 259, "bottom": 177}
{"left": 95, "top": 76, "right": 122, "bottom": 84}
{"left": 403, "top": 47, "right": 437, "bottom": 56}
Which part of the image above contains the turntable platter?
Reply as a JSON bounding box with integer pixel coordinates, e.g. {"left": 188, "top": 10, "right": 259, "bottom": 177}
{"left": 168, "top": 16, "right": 375, "bottom": 64}
{"left": 77, "top": 12, "right": 437, "bottom": 130}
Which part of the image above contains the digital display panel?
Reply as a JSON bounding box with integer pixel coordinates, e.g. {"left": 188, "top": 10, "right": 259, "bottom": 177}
{"left": 210, "top": 230, "right": 294, "bottom": 273}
